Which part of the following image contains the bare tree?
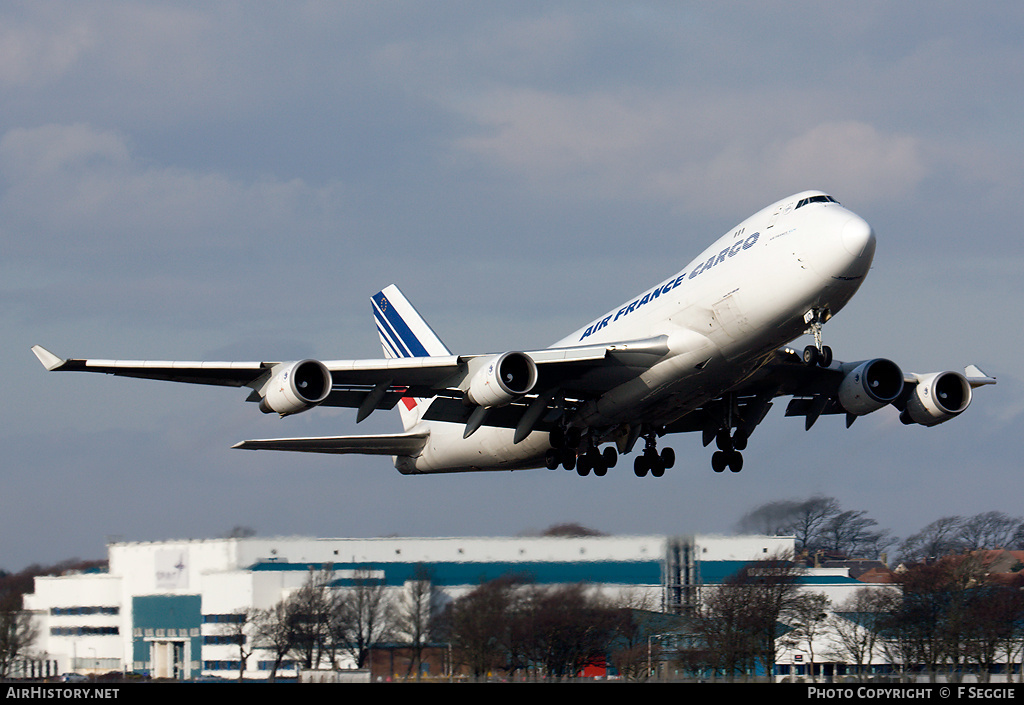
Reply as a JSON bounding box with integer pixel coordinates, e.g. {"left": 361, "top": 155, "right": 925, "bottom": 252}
{"left": 789, "top": 497, "right": 842, "bottom": 551}
{"left": 215, "top": 607, "right": 258, "bottom": 681}
{"left": 332, "top": 568, "right": 393, "bottom": 669}
{"left": 0, "top": 608, "right": 37, "bottom": 678}
{"left": 828, "top": 587, "right": 896, "bottom": 677}
{"left": 251, "top": 600, "right": 299, "bottom": 682}
{"left": 540, "top": 523, "right": 608, "bottom": 537}
{"left": 820, "top": 510, "right": 891, "bottom": 558}
{"left": 962, "top": 584, "right": 1024, "bottom": 682}
{"left": 288, "top": 566, "right": 337, "bottom": 670}
{"left": 898, "top": 516, "right": 965, "bottom": 564}
{"left": 695, "top": 553, "right": 804, "bottom": 679}
{"left": 782, "top": 593, "right": 831, "bottom": 681}
{"left": 608, "top": 589, "right": 659, "bottom": 682}
{"left": 958, "top": 511, "right": 1021, "bottom": 550}
{"left": 735, "top": 498, "right": 810, "bottom": 537}
{"left": 519, "top": 583, "right": 620, "bottom": 679}
{"left": 442, "top": 575, "right": 524, "bottom": 679}
{"left": 392, "top": 564, "right": 444, "bottom": 679}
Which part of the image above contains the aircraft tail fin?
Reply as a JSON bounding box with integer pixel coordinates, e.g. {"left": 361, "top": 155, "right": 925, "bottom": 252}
{"left": 371, "top": 284, "right": 451, "bottom": 430}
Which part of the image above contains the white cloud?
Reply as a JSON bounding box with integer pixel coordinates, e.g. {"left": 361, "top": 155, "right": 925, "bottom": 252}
{"left": 0, "top": 20, "right": 95, "bottom": 86}
{"left": 453, "top": 88, "right": 929, "bottom": 214}
{"left": 0, "top": 123, "right": 345, "bottom": 257}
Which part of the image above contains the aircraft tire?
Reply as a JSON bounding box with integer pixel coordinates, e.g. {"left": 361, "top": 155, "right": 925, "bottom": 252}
{"left": 821, "top": 346, "right": 833, "bottom": 367}
{"left": 803, "top": 345, "right": 819, "bottom": 366}
{"left": 712, "top": 451, "right": 727, "bottom": 473}
{"left": 728, "top": 451, "right": 744, "bottom": 472}
{"left": 660, "top": 447, "right": 675, "bottom": 469}
{"left": 565, "top": 427, "right": 583, "bottom": 449}
{"left": 603, "top": 447, "right": 618, "bottom": 468}
{"left": 545, "top": 449, "right": 560, "bottom": 470}
{"left": 634, "top": 455, "right": 649, "bottom": 477}
{"left": 561, "top": 450, "right": 576, "bottom": 471}
{"left": 549, "top": 427, "right": 565, "bottom": 449}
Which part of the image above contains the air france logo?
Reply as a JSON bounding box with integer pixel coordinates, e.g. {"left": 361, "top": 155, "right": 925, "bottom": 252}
{"left": 580, "top": 231, "right": 760, "bottom": 340}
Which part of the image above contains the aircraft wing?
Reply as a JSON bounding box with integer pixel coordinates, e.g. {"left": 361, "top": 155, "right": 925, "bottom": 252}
{"left": 662, "top": 347, "right": 996, "bottom": 439}
{"left": 30, "top": 336, "right": 671, "bottom": 420}
{"left": 232, "top": 431, "right": 429, "bottom": 455}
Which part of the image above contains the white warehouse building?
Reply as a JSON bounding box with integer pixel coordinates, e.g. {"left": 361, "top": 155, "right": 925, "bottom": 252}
{"left": 23, "top": 533, "right": 874, "bottom": 680}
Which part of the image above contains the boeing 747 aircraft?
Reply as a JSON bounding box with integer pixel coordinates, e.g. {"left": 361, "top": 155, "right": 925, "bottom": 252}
{"left": 32, "top": 191, "right": 996, "bottom": 476}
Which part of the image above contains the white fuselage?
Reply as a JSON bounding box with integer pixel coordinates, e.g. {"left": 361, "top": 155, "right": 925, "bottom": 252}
{"left": 396, "top": 191, "right": 876, "bottom": 473}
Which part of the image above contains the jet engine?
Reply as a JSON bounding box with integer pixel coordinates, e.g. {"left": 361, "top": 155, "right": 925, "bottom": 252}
{"left": 466, "top": 351, "right": 538, "bottom": 407}
{"left": 258, "top": 359, "right": 333, "bottom": 416}
{"left": 899, "top": 371, "right": 973, "bottom": 426}
{"left": 837, "top": 358, "right": 904, "bottom": 415}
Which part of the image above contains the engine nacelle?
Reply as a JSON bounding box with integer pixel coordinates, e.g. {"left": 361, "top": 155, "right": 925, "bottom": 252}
{"left": 837, "top": 358, "right": 904, "bottom": 415}
{"left": 466, "top": 351, "right": 538, "bottom": 408}
{"left": 900, "top": 371, "right": 973, "bottom": 427}
{"left": 259, "top": 359, "right": 332, "bottom": 416}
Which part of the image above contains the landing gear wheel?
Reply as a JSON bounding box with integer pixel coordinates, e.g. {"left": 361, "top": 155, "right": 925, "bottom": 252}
{"left": 644, "top": 449, "right": 665, "bottom": 478}
{"left": 712, "top": 451, "right": 727, "bottom": 473}
{"left": 545, "top": 449, "right": 560, "bottom": 470}
{"left": 565, "top": 427, "right": 583, "bottom": 449}
{"left": 602, "top": 446, "right": 618, "bottom": 469}
{"left": 549, "top": 426, "right": 565, "bottom": 449}
{"left": 803, "top": 345, "right": 820, "bottom": 366}
{"left": 660, "top": 447, "right": 675, "bottom": 469}
{"left": 728, "top": 451, "right": 744, "bottom": 473}
{"left": 561, "top": 449, "right": 576, "bottom": 471}
{"left": 634, "top": 455, "right": 649, "bottom": 477}
{"left": 820, "top": 345, "right": 833, "bottom": 367}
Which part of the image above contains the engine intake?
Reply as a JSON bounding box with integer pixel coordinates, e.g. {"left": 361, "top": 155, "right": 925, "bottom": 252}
{"left": 259, "top": 359, "right": 332, "bottom": 416}
{"left": 466, "top": 351, "right": 538, "bottom": 408}
{"left": 838, "top": 358, "right": 904, "bottom": 415}
{"left": 900, "top": 371, "right": 972, "bottom": 426}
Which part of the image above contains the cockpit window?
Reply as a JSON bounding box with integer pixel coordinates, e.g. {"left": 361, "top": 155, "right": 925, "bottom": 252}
{"left": 796, "top": 195, "right": 839, "bottom": 209}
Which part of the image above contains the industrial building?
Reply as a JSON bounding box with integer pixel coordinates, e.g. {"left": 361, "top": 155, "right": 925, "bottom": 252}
{"left": 22, "top": 533, "right": 874, "bottom": 680}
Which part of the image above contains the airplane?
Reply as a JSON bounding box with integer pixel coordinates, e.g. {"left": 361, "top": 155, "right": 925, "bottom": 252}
{"left": 32, "top": 190, "right": 996, "bottom": 477}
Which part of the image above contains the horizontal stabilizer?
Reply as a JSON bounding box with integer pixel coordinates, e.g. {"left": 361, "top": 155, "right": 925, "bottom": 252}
{"left": 232, "top": 431, "right": 428, "bottom": 456}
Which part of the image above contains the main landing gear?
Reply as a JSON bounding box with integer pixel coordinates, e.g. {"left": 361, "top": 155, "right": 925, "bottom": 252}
{"left": 544, "top": 426, "right": 618, "bottom": 476}
{"left": 710, "top": 428, "right": 744, "bottom": 473}
{"left": 633, "top": 429, "right": 675, "bottom": 478}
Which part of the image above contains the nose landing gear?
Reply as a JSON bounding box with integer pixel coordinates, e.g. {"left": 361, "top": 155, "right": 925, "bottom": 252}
{"left": 803, "top": 307, "right": 833, "bottom": 367}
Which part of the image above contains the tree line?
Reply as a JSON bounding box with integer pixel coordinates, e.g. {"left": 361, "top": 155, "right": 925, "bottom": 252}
{"left": 735, "top": 496, "right": 1024, "bottom": 564}
{"left": 223, "top": 566, "right": 657, "bottom": 681}
{"left": 692, "top": 553, "right": 1024, "bottom": 681}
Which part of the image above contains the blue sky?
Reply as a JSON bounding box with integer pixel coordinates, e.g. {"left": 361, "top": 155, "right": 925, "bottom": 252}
{"left": 2, "top": 2, "right": 1022, "bottom": 570}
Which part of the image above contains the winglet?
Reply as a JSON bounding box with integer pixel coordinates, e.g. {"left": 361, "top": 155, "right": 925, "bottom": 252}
{"left": 31, "top": 345, "right": 66, "bottom": 371}
{"left": 964, "top": 365, "right": 997, "bottom": 388}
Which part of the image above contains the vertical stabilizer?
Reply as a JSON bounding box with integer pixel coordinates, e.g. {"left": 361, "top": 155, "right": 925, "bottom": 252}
{"left": 371, "top": 285, "right": 451, "bottom": 430}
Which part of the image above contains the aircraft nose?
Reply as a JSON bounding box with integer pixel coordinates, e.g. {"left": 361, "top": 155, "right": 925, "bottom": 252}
{"left": 842, "top": 215, "right": 875, "bottom": 258}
